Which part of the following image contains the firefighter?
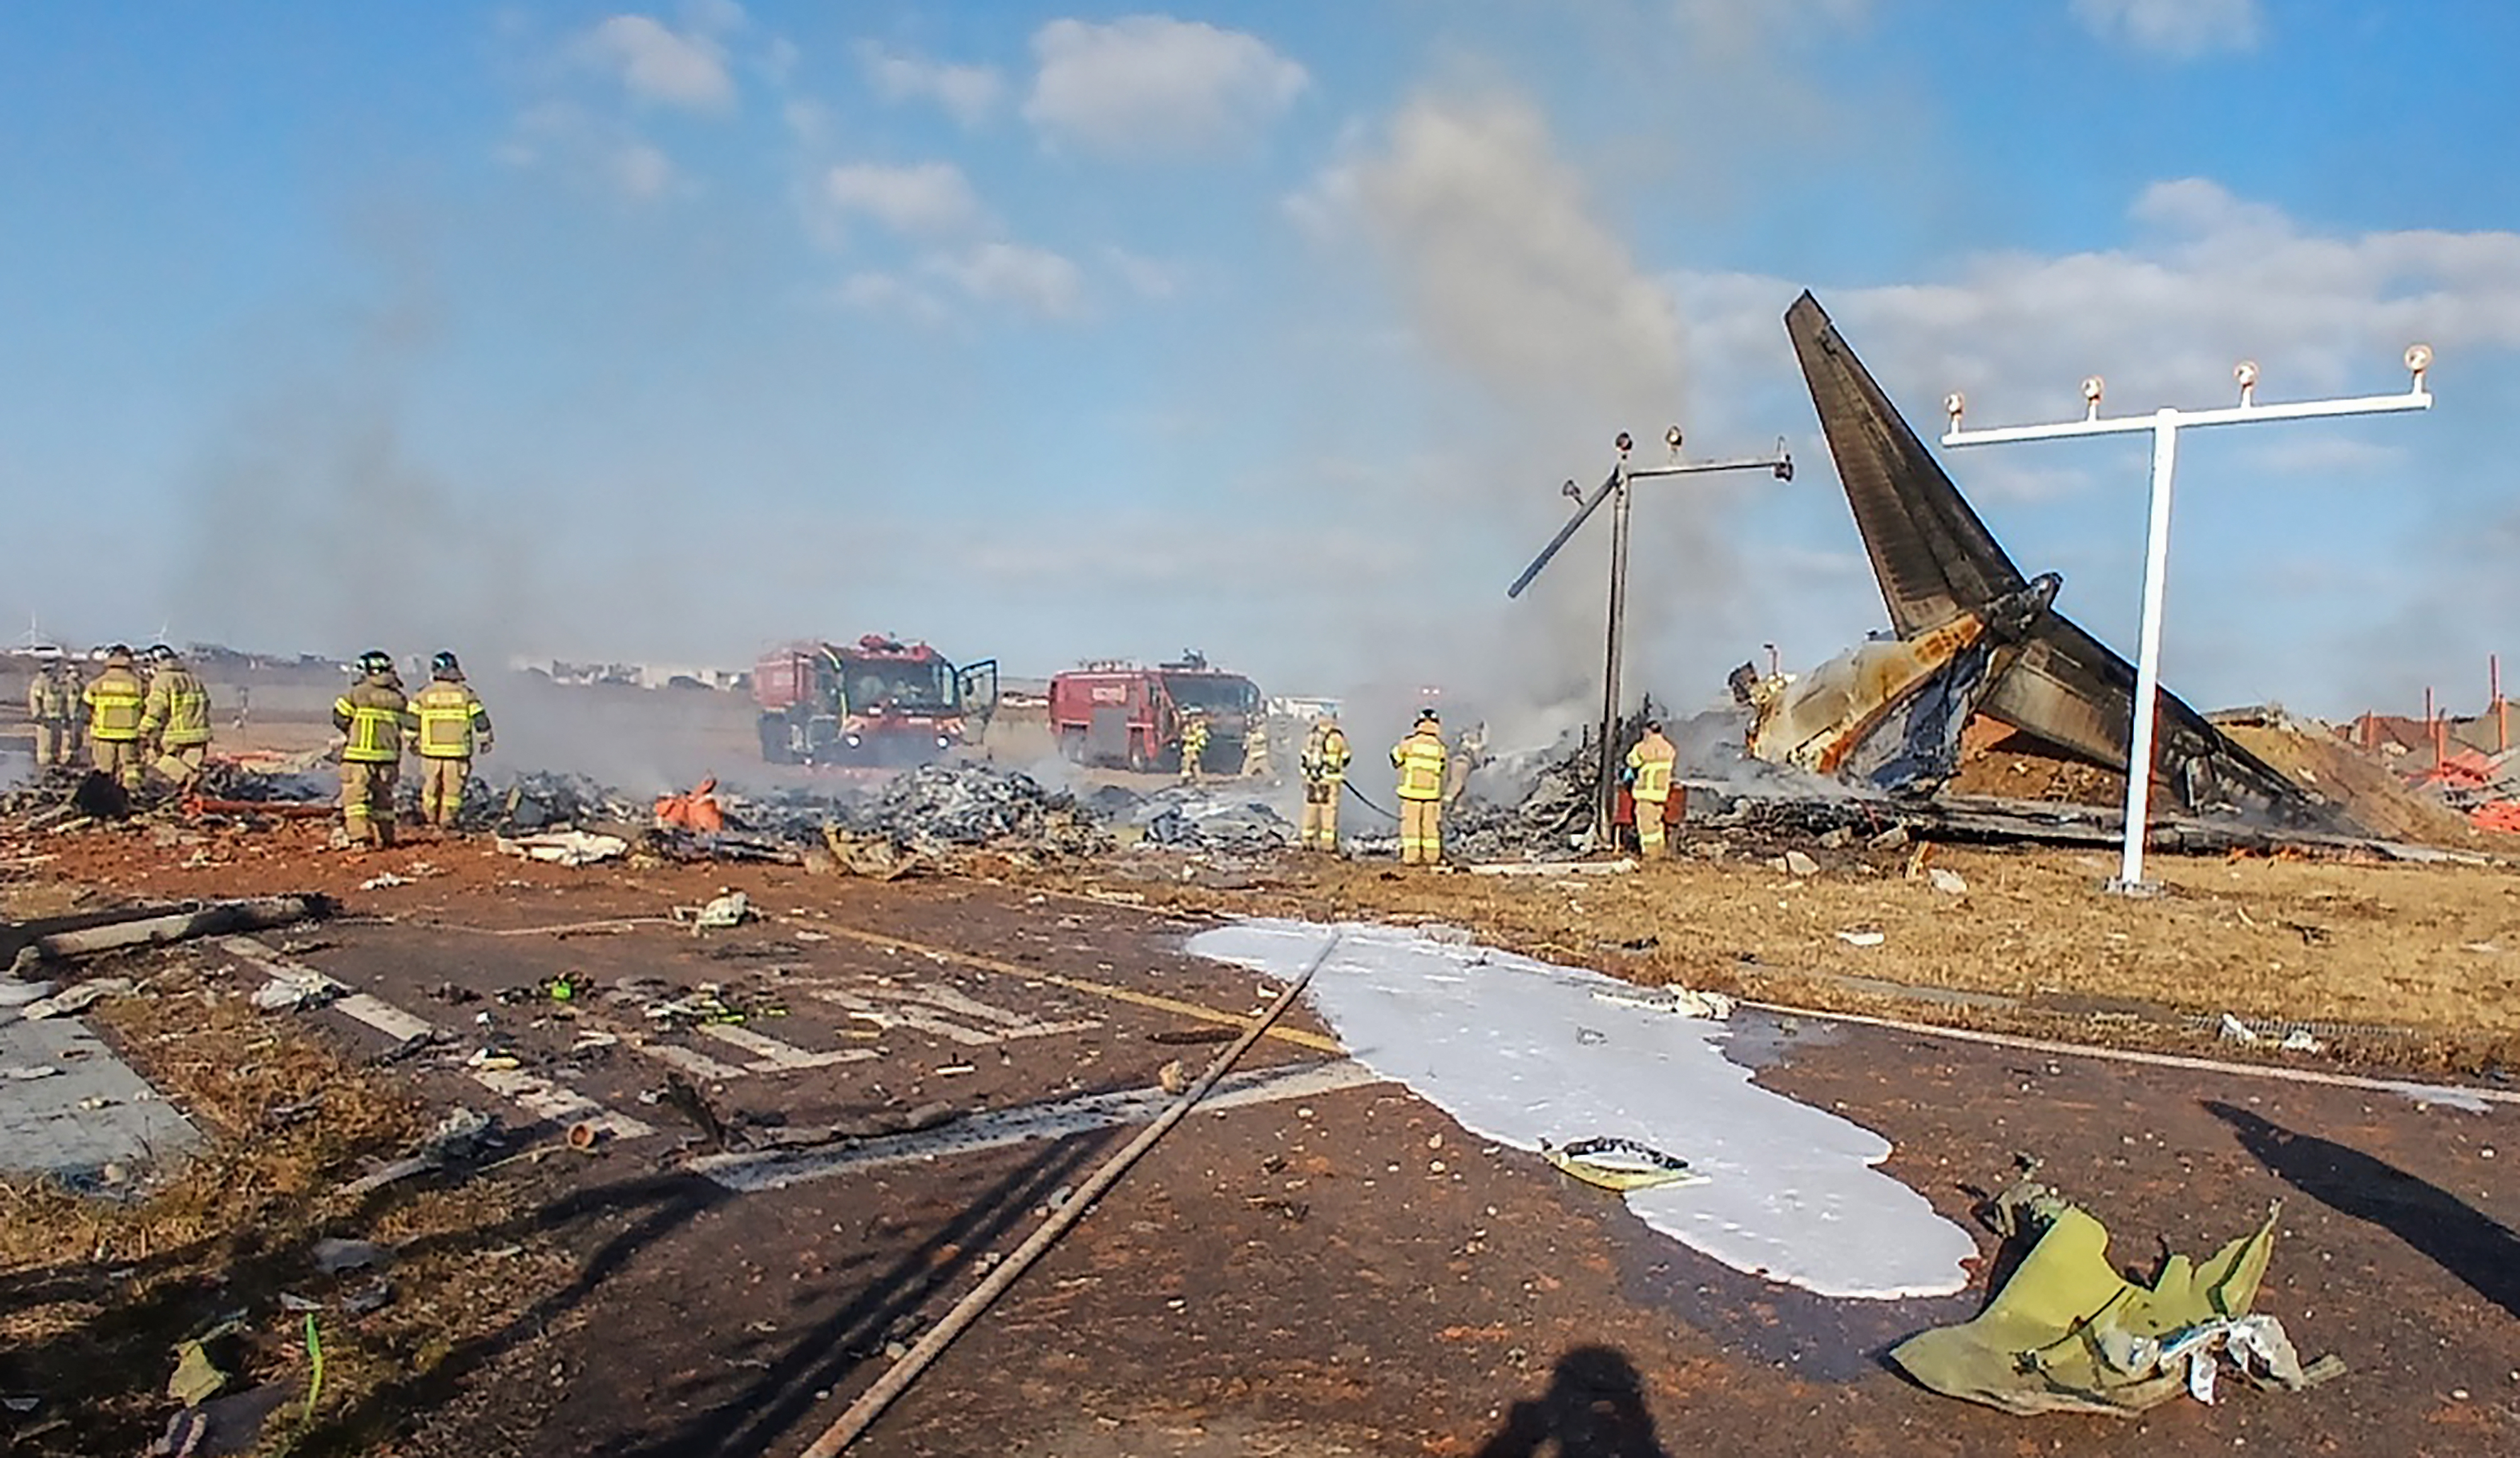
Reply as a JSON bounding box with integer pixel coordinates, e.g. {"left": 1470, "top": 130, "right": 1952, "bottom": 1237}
{"left": 1298, "top": 712, "right": 1351, "bottom": 852}
{"left": 333, "top": 650, "right": 413, "bottom": 848}
{"left": 1240, "top": 718, "right": 1273, "bottom": 781}
{"left": 1445, "top": 720, "right": 1489, "bottom": 809}
{"left": 137, "top": 644, "right": 213, "bottom": 791}
{"left": 1624, "top": 720, "right": 1678, "bottom": 858}
{"left": 82, "top": 646, "right": 148, "bottom": 792}
{"left": 25, "top": 661, "right": 74, "bottom": 769}
{"left": 410, "top": 651, "right": 494, "bottom": 830}
{"left": 1179, "top": 711, "right": 1211, "bottom": 784}
{"left": 1392, "top": 708, "right": 1448, "bottom": 865}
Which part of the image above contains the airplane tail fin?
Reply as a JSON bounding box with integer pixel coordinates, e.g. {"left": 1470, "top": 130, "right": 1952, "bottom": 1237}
{"left": 1785, "top": 292, "right": 2349, "bottom": 830}
{"left": 1786, "top": 292, "right": 2026, "bottom": 638}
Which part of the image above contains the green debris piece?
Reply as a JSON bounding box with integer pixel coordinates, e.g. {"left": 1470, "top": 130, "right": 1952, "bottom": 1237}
{"left": 168, "top": 1340, "right": 228, "bottom": 1408}
{"left": 302, "top": 1315, "right": 325, "bottom": 1423}
{"left": 1891, "top": 1186, "right": 2288, "bottom": 1416}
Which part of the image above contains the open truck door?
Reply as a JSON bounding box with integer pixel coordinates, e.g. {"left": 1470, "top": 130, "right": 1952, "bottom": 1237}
{"left": 957, "top": 659, "right": 1000, "bottom": 733}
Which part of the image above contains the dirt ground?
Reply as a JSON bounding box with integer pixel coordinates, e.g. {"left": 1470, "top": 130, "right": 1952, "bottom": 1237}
{"left": 4, "top": 678, "right": 2519, "bottom": 1456}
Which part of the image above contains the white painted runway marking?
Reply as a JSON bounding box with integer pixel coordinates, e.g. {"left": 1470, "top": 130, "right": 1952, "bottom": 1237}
{"left": 697, "top": 1021, "right": 880, "bottom": 1071}
{"left": 803, "top": 980, "right": 1099, "bottom": 1047}
{"left": 223, "top": 937, "right": 656, "bottom": 1140}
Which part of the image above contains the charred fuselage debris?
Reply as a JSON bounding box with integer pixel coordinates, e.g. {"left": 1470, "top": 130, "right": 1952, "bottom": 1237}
{"left": 1763, "top": 293, "right": 2351, "bottom": 831}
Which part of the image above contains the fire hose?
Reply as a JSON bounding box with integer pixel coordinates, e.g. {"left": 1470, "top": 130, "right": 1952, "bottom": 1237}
{"left": 1341, "top": 780, "right": 1399, "bottom": 819}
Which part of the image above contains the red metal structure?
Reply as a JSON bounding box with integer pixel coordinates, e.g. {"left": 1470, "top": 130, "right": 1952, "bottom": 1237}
{"left": 1046, "top": 653, "right": 1261, "bottom": 773}
{"left": 752, "top": 636, "right": 998, "bottom": 767}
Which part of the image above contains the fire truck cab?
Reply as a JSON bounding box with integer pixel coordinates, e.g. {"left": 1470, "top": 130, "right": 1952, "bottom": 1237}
{"left": 1046, "top": 653, "right": 1261, "bottom": 774}
{"left": 752, "top": 636, "right": 998, "bottom": 767}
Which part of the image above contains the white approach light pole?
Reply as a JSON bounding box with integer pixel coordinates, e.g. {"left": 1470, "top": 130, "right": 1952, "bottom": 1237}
{"left": 1940, "top": 346, "right": 2434, "bottom": 894}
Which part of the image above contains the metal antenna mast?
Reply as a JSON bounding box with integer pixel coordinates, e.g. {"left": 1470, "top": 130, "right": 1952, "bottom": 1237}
{"left": 1508, "top": 427, "right": 1793, "bottom": 846}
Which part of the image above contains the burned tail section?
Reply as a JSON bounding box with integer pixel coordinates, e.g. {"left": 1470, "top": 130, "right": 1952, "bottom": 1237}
{"left": 1784, "top": 292, "right": 2351, "bottom": 830}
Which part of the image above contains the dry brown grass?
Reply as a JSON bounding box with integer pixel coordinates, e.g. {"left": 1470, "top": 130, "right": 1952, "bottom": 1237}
{"left": 0, "top": 945, "right": 578, "bottom": 1457}
{"left": 1051, "top": 841, "right": 2520, "bottom": 1074}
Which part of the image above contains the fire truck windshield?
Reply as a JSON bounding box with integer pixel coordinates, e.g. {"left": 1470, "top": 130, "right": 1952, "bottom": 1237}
{"left": 847, "top": 660, "right": 956, "bottom": 711}
{"left": 1160, "top": 674, "right": 1257, "bottom": 715}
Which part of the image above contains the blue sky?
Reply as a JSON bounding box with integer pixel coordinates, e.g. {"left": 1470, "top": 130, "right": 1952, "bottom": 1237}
{"left": 3, "top": 1, "right": 2514, "bottom": 730}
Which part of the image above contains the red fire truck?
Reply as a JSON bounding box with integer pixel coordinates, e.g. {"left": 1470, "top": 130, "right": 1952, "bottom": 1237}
{"left": 1046, "top": 653, "right": 1261, "bottom": 773}
{"left": 752, "top": 636, "right": 998, "bottom": 767}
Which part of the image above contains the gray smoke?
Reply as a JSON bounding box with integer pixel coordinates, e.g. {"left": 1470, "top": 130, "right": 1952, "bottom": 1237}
{"left": 1326, "top": 88, "right": 1738, "bottom": 755}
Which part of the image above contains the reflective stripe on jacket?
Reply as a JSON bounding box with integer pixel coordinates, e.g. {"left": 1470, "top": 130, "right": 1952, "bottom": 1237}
{"left": 140, "top": 669, "right": 214, "bottom": 747}
{"left": 1302, "top": 726, "right": 1351, "bottom": 783}
{"left": 333, "top": 678, "right": 411, "bottom": 763}
{"left": 1392, "top": 730, "right": 1448, "bottom": 801}
{"left": 84, "top": 669, "right": 146, "bottom": 741}
{"left": 1626, "top": 738, "right": 1676, "bottom": 801}
{"left": 411, "top": 680, "right": 491, "bottom": 759}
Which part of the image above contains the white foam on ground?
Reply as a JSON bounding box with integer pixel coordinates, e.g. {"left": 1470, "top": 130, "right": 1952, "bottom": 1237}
{"left": 1187, "top": 918, "right": 1977, "bottom": 1300}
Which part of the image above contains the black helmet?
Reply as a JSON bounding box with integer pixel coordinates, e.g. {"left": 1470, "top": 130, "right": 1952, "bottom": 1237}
{"left": 105, "top": 643, "right": 133, "bottom": 665}
{"left": 147, "top": 643, "right": 176, "bottom": 663}
{"left": 357, "top": 650, "right": 393, "bottom": 675}
{"left": 431, "top": 650, "right": 462, "bottom": 678}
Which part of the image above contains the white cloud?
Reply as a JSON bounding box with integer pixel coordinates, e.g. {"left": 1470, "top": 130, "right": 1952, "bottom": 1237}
{"left": 578, "top": 11, "right": 737, "bottom": 112}
{"left": 820, "top": 161, "right": 990, "bottom": 238}
{"left": 498, "top": 102, "right": 683, "bottom": 204}
{"left": 609, "top": 141, "right": 679, "bottom": 200}
{"left": 782, "top": 98, "right": 832, "bottom": 146}
{"left": 2071, "top": 0, "right": 2260, "bottom": 59}
{"left": 1675, "top": 180, "right": 2520, "bottom": 426}
{"left": 922, "top": 243, "right": 1086, "bottom": 319}
{"left": 831, "top": 271, "right": 949, "bottom": 324}
{"left": 1100, "top": 245, "right": 1184, "bottom": 301}
{"left": 856, "top": 41, "right": 1004, "bottom": 128}
{"left": 1024, "top": 16, "right": 1307, "bottom": 158}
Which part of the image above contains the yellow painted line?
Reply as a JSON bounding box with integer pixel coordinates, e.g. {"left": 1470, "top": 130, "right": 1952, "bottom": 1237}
{"left": 815, "top": 923, "right": 1346, "bottom": 1055}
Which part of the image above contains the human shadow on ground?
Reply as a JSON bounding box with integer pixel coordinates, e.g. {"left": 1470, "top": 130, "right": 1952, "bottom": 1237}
{"left": 1474, "top": 1345, "right": 1675, "bottom": 1458}
{"left": 2207, "top": 1100, "right": 2520, "bottom": 1320}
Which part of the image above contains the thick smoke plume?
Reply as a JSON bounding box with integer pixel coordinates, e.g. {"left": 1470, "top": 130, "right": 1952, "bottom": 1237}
{"left": 1327, "top": 89, "right": 1739, "bottom": 755}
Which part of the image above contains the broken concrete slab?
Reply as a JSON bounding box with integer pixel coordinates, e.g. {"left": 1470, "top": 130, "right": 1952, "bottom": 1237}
{"left": 0, "top": 1018, "right": 198, "bottom": 1181}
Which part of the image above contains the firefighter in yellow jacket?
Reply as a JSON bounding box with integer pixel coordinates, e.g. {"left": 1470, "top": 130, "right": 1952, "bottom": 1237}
{"left": 410, "top": 651, "right": 494, "bottom": 830}
{"left": 1392, "top": 709, "right": 1449, "bottom": 865}
{"left": 138, "top": 645, "right": 213, "bottom": 791}
{"left": 1624, "top": 720, "right": 1679, "bottom": 858}
{"left": 333, "top": 651, "right": 414, "bottom": 848}
{"left": 1178, "top": 711, "right": 1211, "bottom": 784}
{"left": 25, "top": 662, "right": 74, "bottom": 768}
{"left": 1298, "top": 713, "right": 1351, "bottom": 851}
{"left": 83, "top": 646, "right": 149, "bottom": 792}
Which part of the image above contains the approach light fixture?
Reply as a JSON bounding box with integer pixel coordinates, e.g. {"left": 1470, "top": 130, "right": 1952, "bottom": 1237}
{"left": 1944, "top": 392, "right": 1966, "bottom": 432}
{"left": 2235, "top": 359, "right": 2259, "bottom": 405}
{"left": 2081, "top": 375, "right": 2105, "bottom": 420}
{"left": 1614, "top": 431, "right": 1634, "bottom": 456}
